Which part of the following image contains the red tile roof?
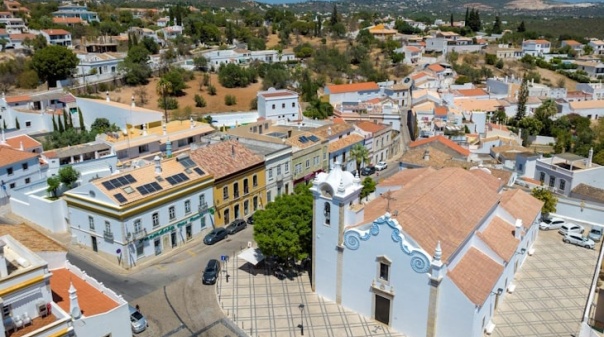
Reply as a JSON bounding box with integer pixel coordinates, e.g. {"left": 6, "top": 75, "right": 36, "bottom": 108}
{"left": 477, "top": 216, "right": 519, "bottom": 263}
{"left": 5, "top": 135, "right": 41, "bottom": 150}
{"left": 434, "top": 106, "right": 447, "bottom": 116}
{"left": 42, "top": 29, "right": 70, "bottom": 36}
{"left": 5, "top": 94, "right": 31, "bottom": 103}
{"left": 456, "top": 88, "right": 488, "bottom": 97}
{"left": 356, "top": 121, "right": 386, "bottom": 133}
{"left": 190, "top": 140, "right": 264, "bottom": 180}
{"left": 52, "top": 17, "right": 83, "bottom": 24}
{"left": 51, "top": 268, "right": 119, "bottom": 316}
{"left": 427, "top": 64, "right": 445, "bottom": 72}
{"left": 499, "top": 189, "right": 543, "bottom": 230}
{"left": 448, "top": 248, "right": 503, "bottom": 305}
{"left": 258, "top": 90, "right": 298, "bottom": 99}
{"left": 0, "top": 146, "right": 37, "bottom": 167}
{"left": 326, "top": 82, "right": 379, "bottom": 94}
{"left": 563, "top": 39, "right": 582, "bottom": 46}
{"left": 409, "top": 135, "right": 470, "bottom": 157}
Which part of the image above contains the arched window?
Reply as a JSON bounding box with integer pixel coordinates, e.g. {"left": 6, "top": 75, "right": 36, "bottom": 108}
{"left": 324, "top": 202, "right": 331, "bottom": 225}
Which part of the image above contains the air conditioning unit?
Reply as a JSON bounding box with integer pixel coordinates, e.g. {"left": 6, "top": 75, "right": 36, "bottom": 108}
{"left": 37, "top": 301, "right": 49, "bottom": 317}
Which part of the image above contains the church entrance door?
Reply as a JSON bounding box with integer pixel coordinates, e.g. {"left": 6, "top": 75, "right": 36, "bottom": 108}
{"left": 374, "top": 294, "right": 390, "bottom": 325}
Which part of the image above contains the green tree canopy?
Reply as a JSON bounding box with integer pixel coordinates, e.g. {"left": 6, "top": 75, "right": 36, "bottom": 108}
{"left": 31, "top": 45, "right": 79, "bottom": 87}
{"left": 360, "top": 177, "right": 376, "bottom": 201}
{"left": 253, "top": 184, "right": 313, "bottom": 261}
{"left": 531, "top": 187, "right": 557, "bottom": 217}
{"left": 350, "top": 143, "right": 370, "bottom": 173}
{"left": 47, "top": 176, "right": 60, "bottom": 198}
{"left": 58, "top": 166, "right": 80, "bottom": 189}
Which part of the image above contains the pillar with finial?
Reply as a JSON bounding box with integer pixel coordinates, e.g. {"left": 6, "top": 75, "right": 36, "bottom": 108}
{"left": 426, "top": 241, "right": 444, "bottom": 337}
{"left": 69, "top": 282, "right": 82, "bottom": 320}
{"left": 105, "top": 91, "right": 110, "bottom": 102}
{"left": 131, "top": 95, "right": 135, "bottom": 108}
{"left": 166, "top": 138, "right": 172, "bottom": 158}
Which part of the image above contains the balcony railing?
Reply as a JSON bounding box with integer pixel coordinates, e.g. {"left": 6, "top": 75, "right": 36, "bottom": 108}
{"left": 276, "top": 173, "right": 283, "bottom": 182}
{"left": 199, "top": 202, "right": 208, "bottom": 213}
{"left": 103, "top": 230, "right": 114, "bottom": 242}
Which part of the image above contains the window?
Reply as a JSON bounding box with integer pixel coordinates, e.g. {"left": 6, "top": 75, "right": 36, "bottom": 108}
{"left": 22, "top": 163, "right": 28, "bottom": 170}
{"left": 559, "top": 179, "right": 566, "bottom": 191}
{"left": 253, "top": 196, "right": 258, "bottom": 211}
{"left": 152, "top": 212, "right": 159, "bottom": 227}
{"left": 518, "top": 163, "right": 523, "bottom": 172}
{"left": 282, "top": 103, "right": 285, "bottom": 108}
{"left": 243, "top": 179, "right": 249, "bottom": 194}
{"left": 539, "top": 172, "right": 545, "bottom": 183}
{"left": 88, "top": 216, "right": 95, "bottom": 230}
{"left": 169, "top": 206, "right": 175, "bottom": 220}
{"left": 185, "top": 200, "right": 191, "bottom": 213}
{"left": 234, "top": 182, "right": 239, "bottom": 198}
{"left": 25, "top": 178, "right": 30, "bottom": 184}
{"left": 25, "top": 121, "right": 31, "bottom": 127}
{"left": 268, "top": 168, "right": 273, "bottom": 180}
{"left": 7, "top": 167, "right": 13, "bottom": 175}
{"left": 377, "top": 256, "right": 391, "bottom": 283}
{"left": 272, "top": 104, "right": 275, "bottom": 109}
{"left": 2, "top": 305, "right": 11, "bottom": 319}
{"left": 324, "top": 202, "right": 331, "bottom": 225}
{"left": 253, "top": 175, "right": 258, "bottom": 187}
{"left": 105, "top": 221, "right": 111, "bottom": 233}
{"left": 267, "top": 191, "right": 272, "bottom": 202}
{"left": 295, "top": 163, "right": 302, "bottom": 174}
{"left": 277, "top": 165, "right": 281, "bottom": 175}
{"left": 134, "top": 219, "right": 142, "bottom": 233}
{"left": 9, "top": 183, "right": 14, "bottom": 189}
{"left": 549, "top": 176, "right": 555, "bottom": 188}
{"left": 244, "top": 200, "right": 249, "bottom": 215}
{"left": 178, "top": 139, "right": 187, "bottom": 147}
{"left": 224, "top": 209, "right": 230, "bottom": 223}
{"left": 314, "top": 156, "right": 319, "bottom": 166}
{"left": 306, "top": 159, "right": 310, "bottom": 168}
{"left": 379, "top": 263, "right": 389, "bottom": 281}
{"left": 199, "top": 194, "right": 206, "bottom": 208}
{"left": 223, "top": 186, "right": 229, "bottom": 200}
{"left": 138, "top": 144, "right": 149, "bottom": 153}
{"left": 285, "top": 162, "right": 289, "bottom": 173}
{"left": 292, "top": 102, "right": 296, "bottom": 108}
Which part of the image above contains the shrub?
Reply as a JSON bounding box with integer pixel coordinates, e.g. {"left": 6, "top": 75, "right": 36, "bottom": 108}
{"left": 207, "top": 84, "right": 217, "bottom": 96}
{"left": 158, "top": 97, "right": 179, "bottom": 110}
{"left": 194, "top": 94, "right": 206, "bottom": 108}
{"left": 225, "top": 95, "right": 237, "bottom": 106}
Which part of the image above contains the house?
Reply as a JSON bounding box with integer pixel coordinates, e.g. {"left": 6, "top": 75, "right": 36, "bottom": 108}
{"left": 40, "top": 29, "right": 72, "bottom": 47}
{"left": 202, "top": 48, "right": 297, "bottom": 68}
{"left": 156, "top": 17, "right": 169, "bottom": 28}
{"left": 52, "top": 17, "right": 84, "bottom": 27}
{"left": 190, "top": 140, "right": 266, "bottom": 227}
{"left": 313, "top": 123, "right": 363, "bottom": 172}
{"left": 0, "top": 146, "right": 44, "bottom": 194}
{"left": 3, "top": 17, "right": 25, "bottom": 33}
{"left": 323, "top": 82, "right": 381, "bottom": 105}
{"left": 8, "top": 32, "right": 35, "bottom": 49}
{"left": 257, "top": 88, "right": 300, "bottom": 122}
{"left": 333, "top": 97, "right": 406, "bottom": 132}
{"left": 160, "top": 25, "right": 183, "bottom": 40}
{"left": 487, "top": 44, "right": 523, "bottom": 60}
{"left": 312, "top": 165, "right": 543, "bottom": 337}
{"left": 64, "top": 155, "right": 215, "bottom": 266}
{"left": 52, "top": 4, "right": 99, "bottom": 23}
{"left": 588, "top": 39, "right": 604, "bottom": 55}
{"left": 561, "top": 39, "right": 584, "bottom": 54}
{"left": 522, "top": 39, "right": 551, "bottom": 56}
{"left": 574, "top": 60, "right": 604, "bottom": 79}
{"left": 568, "top": 100, "right": 604, "bottom": 120}
{"left": 75, "top": 52, "right": 126, "bottom": 83}
{"left": 408, "top": 135, "right": 471, "bottom": 162}
{"left": 576, "top": 82, "right": 604, "bottom": 100}
{"left": 368, "top": 24, "right": 397, "bottom": 40}
{"left": 354, "top": 121, "right": 393, "bottom": 165}
{"left": 42, "top": 141, "right": 116, "bottom": 181}
{"left": 2, "top": 0, "right": 27, "bottom": 17}
{"left": 1, "top": 91, "right": 76, "bottom": 133}
{"left": 3, "top": 134, "right": 43, "bottom": 153}
{"left": 533, "top": 149, "right": 604, "bottom": 196}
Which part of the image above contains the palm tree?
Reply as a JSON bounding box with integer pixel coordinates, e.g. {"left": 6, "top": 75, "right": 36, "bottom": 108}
{"left": 156, "top": 78, "right": 172, "bottom": 123}
{"left": 350, "top": 143, "right": 370, "bottom": 175}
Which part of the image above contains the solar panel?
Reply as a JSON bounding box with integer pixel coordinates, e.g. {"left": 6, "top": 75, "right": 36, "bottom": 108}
{"left": 151, "top": 182, "right": 162, "bottom": 191}
{"left": 166, "top": 177, "right": 176, "bottom": 185}
{"left": 299, "top": 136, "right": 308, "bottom": 143}
{"left": 179, "top": 157, "right": 196, "bottom": 169}
{"left": 180, "top": 173, "right": 190, "bottom": 182}
{"left": 194, "top": 167, "right": 204, "bottom": 175}
{"left": 166, "top": 173, "right": 190, "bottom": 186}
{"left": 136, "top": 185, "right": 149, "bottom": 195}
{"left": 114, "top": 193, "right": 127, "bottom": 203}
{"left": 309, "top": 135, "right": 320, "bottom": 142}
{"left": 137, "top": 182, "right": 164, "bottom": 195}
{"left": 125, "top": 174, "right": 136, "bottom": 183}
{"left": 102, "top": 181, "right": 114, "bottom": 190}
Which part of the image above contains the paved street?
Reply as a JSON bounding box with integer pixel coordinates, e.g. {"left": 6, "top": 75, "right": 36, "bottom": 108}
{"left": 492, "top": 228, "right": 600, "bottom": 337}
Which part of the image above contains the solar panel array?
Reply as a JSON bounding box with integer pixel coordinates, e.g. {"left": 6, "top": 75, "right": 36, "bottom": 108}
{"left": 179, "top": 157, "right": 196, "bottom": 169}
{"left": 299, "top": 136, "right": 309, "bottom": 143}
{"left": 114, "top": 193, "right": 127, "bottom": 203}
{"left": 194, "top": 167, "right": 204, "bottom": 175}
{"left": 102, "top": 174, "right": 137, "bottom": 190}
{"left": 166, "top": 173, "right": 190, "bottom": 186}
{"left": 136, "top": 182, "right": 163, "bottom": 195}
{"left": 308, "top": 135, "right": 320, "bottom": 142}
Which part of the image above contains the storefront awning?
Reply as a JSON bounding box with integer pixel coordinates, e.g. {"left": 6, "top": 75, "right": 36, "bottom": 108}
{"left": 237, "top": 247, "right": 265, "bottom": 266}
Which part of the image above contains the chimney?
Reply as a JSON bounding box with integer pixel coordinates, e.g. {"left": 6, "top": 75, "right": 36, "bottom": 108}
{"left": 105, "top": 91, "right": 109, "bottom": 102}
{"left": 0, "top": 128, "right": 5, "bottom": 144}
{"left": 0, "top": 239, "right": 8, "bottom": 277}
{"left": 327, "top": 126, "right": 332, "bottom": 136}
{"left": 166, "top": 138, "right": 172, "bottom": 158}
{"left": 190, "top": 117, "right": 194, "bottom": 129}
{"left": 68, "top": 282, "right": 82, "bottom": 319}
{"left": 423, "top": 149, "right": 430, "bottom": 161}
{"left": 162, "top": 120, "right": 167, "bottom": 136}
{"left": 430, "top": 241, "right": 444, "bottom": 281}
{"left": 154, "top": 155, "right": 162, "bottom": 175}
{"left": 287, "top": 130, "right": 292, "bottom": 138}
{"left": 131, "top": 95, "right": 135, "bottom": 108}
{"left": 231, "top": 144, "right": 235, "bottom": 157}
{"left": 514, "top": 219, "right": 522, "bottom": 239}
{"left": 588, "top": 147, "right": 594, "bottom": 168}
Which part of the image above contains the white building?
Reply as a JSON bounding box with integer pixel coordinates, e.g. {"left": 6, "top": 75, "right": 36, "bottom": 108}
{"left": 202, "top": 48, "right": 296, "bottom": 68}
{"left": 42, "top": 141, "right": 116, "bottom": 181}
{"left": 257, "top": 88, "right": 300, "bottom": 122}
{"left": 354, "top": 121, "right": 393, "bottom": 164}
{"left": 40, "top": 29, "right": 72, "bottom": 47}
{"left": 63, "top": 155, "right": 215, "bottom": 268}
{"left": 521, "top": 39, "right": 551, "bottom": 57}
{"left": 1, "top": 91, "right": 78, "bottom": 133}
{"left": 75, "top": 52, "right": 126, "bottom": 83}
{"left": 311, "top": 166, "right": 543, "bottom": 337}
{"left": 588, "top": 39, "right": 604, "bottom": 55}
{"left": 0, "top": 145, "right": 45, "bottom": 195}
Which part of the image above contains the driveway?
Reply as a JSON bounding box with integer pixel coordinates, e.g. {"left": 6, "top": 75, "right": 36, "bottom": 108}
{"left": 491, "top": 228, "right": 600, "bottom": 337}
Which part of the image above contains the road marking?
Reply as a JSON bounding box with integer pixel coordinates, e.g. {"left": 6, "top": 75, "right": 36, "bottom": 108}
{"left": 187, "top": 250, "right": 196, "bottom": 257}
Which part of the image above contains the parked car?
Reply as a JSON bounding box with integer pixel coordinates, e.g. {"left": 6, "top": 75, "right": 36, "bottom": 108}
{"left": 375, "top": 161, "right": 388, "bottom": 171}
{"left": 563, "top": 233, "right": 595, "bottom": 249}
{"left": 361, "top": 166, "right": 376, "bottom": 176}
{"left": 539, "top": 217, "right": 567, "bottom": 230}
{"left": 129, "top": 305, "right": 148, "bottom": 334}
{"left": 589, "top": 227, "right": 603, "bottom": 242}
{"left": 202, "top": 259, "right": 221, "bottom": 285}
{"left": 226, "top": 219, "right": 247, "bottom": 235}
{"left": 203, "top": 228, "right": 228, "bottom": 245}
{"left": 558, "top": 223, "right": 584, "bottom": 236}
{"left": 247, "top": 215, "right": 254, "bottom": 224}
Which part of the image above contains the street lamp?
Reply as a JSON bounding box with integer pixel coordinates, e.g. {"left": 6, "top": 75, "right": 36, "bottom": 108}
{"left": 298, "top": 303, "right": 305, "bottom": 336}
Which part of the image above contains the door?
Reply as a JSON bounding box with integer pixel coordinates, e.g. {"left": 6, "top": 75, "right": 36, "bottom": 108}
{"left": 186, "top": 224, "right": 192, "bottom": 241}
{"left": 374, "top": 295, "right": 390, "bottom": 325}
{"left": 171, "top": 231, "right": 177, "bottom": 248}
{"left": 154, "top": 238, "right": 161, "bottom": 255}
{"left": 91, "top": 236, "right": 98, "bottom": 252}
{"left": 163, "top": 235, "right": 170, "bottom": 251}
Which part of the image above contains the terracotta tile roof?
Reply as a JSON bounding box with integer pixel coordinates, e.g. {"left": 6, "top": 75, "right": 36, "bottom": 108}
{"left": 500, "top": 188, "right": 543, "bottom": 230}
{"left": 0, "top": 146, "right": 37, "bottom": 167}
{"left": 8, "top": 33, "right": 35, "bottom": 40}
{"left": 332, "top": 117, "right": 346, "bottom": 124}
{"left": 572, "top": 183, "right": 604, "bottom": 203}
{"left": 4, "top": 94, "right": 31, "bottom": 103}
{"left": 284, "top": 131, "right": 325, "bottom": 149}
{"left": 456, "top": 88, "right": 488, "bottom": 97}
{"left": 563, "top": 40, "right": 582, "bottom": 46}
{"left": 524, "top": 39, "right": 550, "bottom": 45}
{"left": 427, "top": 64, "right": 445, "bottom": 72}
{"left": 412, "top": 71, "right": 430, "bottom": 80}
{"left": 487, "top": 122, "right": 509, "bottom": 132}
{"left": 363, "top": 167, "right": 502, "bottom": 262}
{"left": 409, "top": 135, "right": 470, "bottom": 157}
{"left": 4, "top": 134, "right": 41, "bottom": 150}
{"left": 51, "top": 268, "right": 119, "bottom": 316}
{"left": 52, "top": 17, "right": 83, "bottom": 24}
{"left": 487, "top": 168, "right": 513, "bottom": 185}
{"left": 434, "top": 106, "right": 447, "bottom": 116}
{"left": 470, "top": 168, "right": 506, "bottom": 191}
{"left": 42, "top": 29, "right": 70, "bottom": 36}
{"left": 356, "top": 121, "right": 386, "bottom": 133}
{"left": 0, "top": 223, "right": 65, "bottom": 252}
{"left": 313, "top": 123, "right": 354, "bottom": 139}
{"left": 258, "top": 89, "right": 298, "bottom": 99}
{"left": 0, "top": 29, "right": 6, "bottom": 35}
{"left": 366, "top": 97, "right": 381, "bottom": 104}
{"left": 190, "top": 140, "right": 263, "bottom": 180}
{"left": 448, "top": 247, "right": 503, "bottom": 305}
{"left": 570, "top": 100, "right": 604, "bottom": 110}
{"left": 326, "top": 82, "right": 379, "bottom": 94}
{"left": 454, "top": 98, "right": 504, "bottom": 112}
{"left": 328, "top": 134, "right": 364, "bottom": 152}
{"left": 405, "top": 46, "right": 421, "bottom": 53}
{"left": 399, "top": 146, "right": 475, "bottom": 169}
{"left": 379, "top": 167, "right": 435, "bottom": 187}
{"left": 477, "top": 217, "right": 519, "bottom": 263}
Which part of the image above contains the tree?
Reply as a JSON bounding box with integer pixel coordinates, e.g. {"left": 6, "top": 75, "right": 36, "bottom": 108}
{"left": 23, "top": 35, "right": 47, "bottom": 52}
{"left": 360, "top": 177, "right": 376, "bottom": 201}
{"left": 492, "top": 15, "right": 502, "bottom": 34}
{"left": 0, "top": 38, "right": 7, "bottom": 52}
{"left": 531, "top": 187, "right": 557, "bottom": 217}
{"left": 193, "top": 56, "right": 208, "bottom": 71}
{"left": 450, "top": 13, "right": 454, "bottom": 27}
{"left": 31, "top": 45, "right": 79, "bottom": 88}
{"left": 330, "top": 4, "right": 339, "bottom": 26}
{"left": 161, "top": 68, "right": 188, "bottom": 96}
{"left": 157, "top": 78, "right": 172, "bottom": 123}
{"left": 15, "top": 118, "right": 19, "bottom": 130}
{"left": 515, "top": 76, "right": 529, "bottom": 121}
{"left": 133, "top": 86, "right": 149, "bottom": 106}
{"left": 350, "top": 143, "right": 370, "bottom": 174}
{"left": 120, "top": 45, "right": 152, "bottom": 86}
{"left": 534, "top": 99, "right": 558, "bottom": 123}
{"left": 58, "top": 166, "right": 80, "bottom": 189}
{"left": 517, "top": 21, "right": 526, "bottom": 33}
{"left": 224, "top": 95, "right": 237, "bottom": 106}
{"left": 47, "top": 176, "right": 60, "bottom": 198}
{"left": 253, "top": 184, "right": 313, "bottom": 261}
{"left": 583, "top": 44, "right": 594, "bottom": 56}
{"left": 194, "top": 94, "right": 206, "bottom": 108}
{"left": 78, "top": 108, "right": 85, "bottom": 131}
{"left": 52, "top": 114, "right": 58, "bottom": 132}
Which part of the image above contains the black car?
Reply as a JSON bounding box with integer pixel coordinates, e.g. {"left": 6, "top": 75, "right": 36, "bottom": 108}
{"left": 202, "top": 259, "right": 221, "bottom": 285}
{"left": 247, "top": 215, "right": 254, "bottom": 224}
{"left": 226, "top": 219, "right": 247, "bottom": 235}
{"left": 360, "top": 166, "right": 376, "bottom": 176}
{"left": 203, "top": 228, "right": 228, "bottom": 245}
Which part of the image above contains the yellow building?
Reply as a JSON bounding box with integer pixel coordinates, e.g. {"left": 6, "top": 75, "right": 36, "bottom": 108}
{"left": 190, "top": 140, "right": 266, "bottom": 227}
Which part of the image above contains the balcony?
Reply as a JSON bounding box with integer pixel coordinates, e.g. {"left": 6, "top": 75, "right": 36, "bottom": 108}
{"left": 103, "top": 230, "right": 114, "bottom": 242}
{"left": 6, "top": 303, "right": 72, "bottom": 337}
{"left": 276, "top": 173, "right": 283, "bottom": 182}
{"left": 132, "top": 229, "right": 146, "bottom": 241}
{"left": 199, "top": 202, "right": 208, "bottom": 213}
{"left": 234, "top": 191, "right": 240, "bottom": 199}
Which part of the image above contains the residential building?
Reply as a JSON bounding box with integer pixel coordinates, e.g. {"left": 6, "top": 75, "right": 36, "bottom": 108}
{"left": 8, "top": 32, "right": 35, "bottom": 49}
{"left": 313, "top": 123, "right": 364, "bottom": 172}
{"left": 3, "top": 134, "right": 43, "bottom": 153}
{"left": 202, "top": 48, "right": 296, "bottom": 68}
{"left": 257, "top": 88, "right": 300, "bottom": 122}
{"left": 156, "top": 17, "right": 169, "bottom": 28}
{"left": 401, "top": 45, "right": 422, "bottom": 64}
{"left": 64, "top": 155, "right": 215, "bottom": 266}
{"left": 160, "top": 25, "right": 183, "bottom": 40}
{"left": 323, "top": 82, "right": 381, "bottom": 105}
{"left": 576, "top": 82, "right": 604, "bottom": 100}
{"left": 568, "top": 100, "right": 604, "bottom": 120}
{"left": 533, "top": 149, "right": 604, "bottom": 196}
{"left": 354, "top": 121, "right": 393, "bottom": 165}
{"left": 1, "top": 91, "right": 77, "bottom": 132}
{"left": 40, "top": 29, "right": 72, "bottom": 47}
{"left": 311, "top": 166, "right": 543, "bottom": 337}
{"left": 52, "top": 17, "right": 83, "bottom": 27}
{"left": 190, "top": 140, "right": 265, "bottom": 227}
{"left": 75, "top": 52, "right": 126, "bottom": 83}
{"left": 77, "top": 36, "right": 120, "bottom": 53}
{"left": 333, "top": 98, "right": 406, "bottom": 132}
{"left": 3, "top": 17, "right": 25, "bottom": 33}
{"left": 52, "top": 4, "right": 99, "bottom": 23}
{"left": 408, "top": 135, "right": 470, "bottom": 162}
{"left": 0, "top": 146, "right": 44, "bottom": 195}
{"left": 574, "top": 60, "right": 604, "bottom": 79}
{"left": 75, "top": 96, "right": 162, "bottom": 132}
{"left": 561, "top": 39, "right": 585, "bottom": 54}
{"left": 367, "top": 24, "right": 397, "bottom": 40}
{"left": 588, "top": 39, "right": 604, "bottom": 55}
{"left": 522, "top": 39, "right": 551, "bottom": 56}
{"left": 42, "top": 141, "right": 116, "bottom": 181}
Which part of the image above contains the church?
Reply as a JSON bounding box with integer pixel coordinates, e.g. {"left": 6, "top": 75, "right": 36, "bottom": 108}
{"left": 310, "top": 165, "right": 543, "bottom": 337}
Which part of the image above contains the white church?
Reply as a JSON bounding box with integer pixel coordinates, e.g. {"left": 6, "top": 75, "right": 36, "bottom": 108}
{"left": 310, "top": 165, "right": 543, "bottom": 337}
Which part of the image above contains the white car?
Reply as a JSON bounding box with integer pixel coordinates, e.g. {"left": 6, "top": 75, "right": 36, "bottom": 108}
{"left": 563, "top": 233, "right": 595, "bottom": 249}
{"left": 375, "top": 161, "right": 388, "bottom": 171}
{"left": 539, "top": 217, "right": 566, "bottom": 230}
{"left": 558, "top": 223, "right": 584, "bottom": 236}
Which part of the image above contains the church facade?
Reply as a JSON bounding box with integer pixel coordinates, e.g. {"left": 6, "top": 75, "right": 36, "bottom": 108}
{"left": 311, "top": 166, "right": 543, "bottom": 337}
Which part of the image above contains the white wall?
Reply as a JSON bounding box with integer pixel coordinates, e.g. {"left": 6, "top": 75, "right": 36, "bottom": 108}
{"left": 10, "top": 185, "right": 69, "bottom": 233}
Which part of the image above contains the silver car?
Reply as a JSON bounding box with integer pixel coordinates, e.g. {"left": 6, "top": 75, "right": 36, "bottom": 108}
{"left": 539, "top": 217, "right": 566, "bottom": 230}
{"left": 129, "top": 305, "right": 148, "bottom": 334}
{"left": 563, "top": 233, "right": 595, "bottom": 249}
{"left": 558, "top": 223, "right": 584, "bottom": 236}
